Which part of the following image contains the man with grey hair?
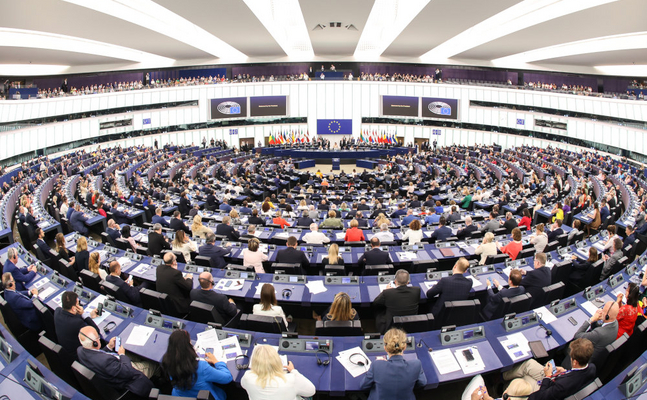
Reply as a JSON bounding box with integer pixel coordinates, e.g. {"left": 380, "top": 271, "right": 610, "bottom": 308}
{"left": 152, "top": 207, "right": 169, "bottom": 227}
{"left": 3, "top": 247, "right": 37, "bottom": 291}
{"left": 456, "top": 215, "right": 477, "bottom": 239}
{"left": 302, "top": 223, "right": 330, "bottom": 244}
{"left": 240, "top": 224, "right": 257, "bottom": 240}
{"left": 501, "top": 211, "right": 518, "bottom": 234}
{"left": 308, "top": 204, "right": 319, "bottom": 220}
{"left": 190, "top": 272, "right": 238, "bottom": 323}
{"left": 198, "top": 233, "right": 231, "bottom": 268}
{"left": 373, "top": 269, "right": 421, "bottom": 333}
{"left": 76, "top": 326, "right": 154, "bottom": 397}
{"left": 147, "top": 223, "right": 170, "bottom": 256}
{"left": 216, "top": 215, "right": 240, "bottom": 241}
{"left": 2, "top": 272, "right": 41, "bottom": 332}
{"left": 374, "top": 223, "right": 395, "bottom": 242}
{"left": 156, "top": 252, "right": 193, "bottom": 314}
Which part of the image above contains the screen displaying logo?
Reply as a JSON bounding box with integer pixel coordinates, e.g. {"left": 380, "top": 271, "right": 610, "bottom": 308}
{"left": 316, "top": 119, "right": 352, "bottom": 135}
{"left": 217, "top": 101, "right": 241, "bottom": 115}
{"left": 428, "top": 101, "right": 452, "bottom": 116}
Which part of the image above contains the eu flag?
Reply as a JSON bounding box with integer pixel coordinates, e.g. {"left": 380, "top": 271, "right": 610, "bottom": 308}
{"left": 316, "top": 119, "right": 352, "bottom": 135}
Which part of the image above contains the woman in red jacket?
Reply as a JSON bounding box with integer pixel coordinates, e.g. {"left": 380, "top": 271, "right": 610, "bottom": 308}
{"left": 518, "top": 209, "right": 532, "bottom": 231}
{"left": 498, "top": 228, "right": 523, "bottom": 260}
{"left": 344, "top": 219, "right": 365, "bottom": 242}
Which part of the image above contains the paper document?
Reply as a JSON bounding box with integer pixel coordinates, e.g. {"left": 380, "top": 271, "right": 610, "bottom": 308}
{"left": 306, "top": 280, "right": 327, "bottom": 295}
{"left": 32, "top": 277, "right": 50, "bottom": 290}
{"left": 126, "top": 325, "right": 155, "bottom": 346}
{"left": 117, "top": 256, "right": 133, "bottom": 269}
{"left": 194, "top": 330, "right": 243, "bottom": 362}
{"left": 468, "top": 275, "right": 483, "bottom": 288}
{"left": 592, "top": 242, "right": 605, "bottom": 252}
{"left": 335, "top": 232, "right": 346, "bottom": 240}
{"left": 580, "top": 301, "right": 601, "bottom": 317}
{"left": 398, "top": 252, "right": 418, "bottom": 260}
{"left": 336, "top": 347, "right": 371, "bottom": 378}
{"left": 274, "top": 232, "right": 289, "bottom": 239}
{"left": 132, "top": 264, "right": 151, "bottom": 274}
{"left": 499, "top": 332, "right": 531, "bottom": 362}
{"left": 533, "top": 306, "right": 557, "bottom": 324}
{"left": 37, "top": 286, "right": 56, "bottom": 301}
{"left": 253, "top": 231, "right": 262, "bottom": 238}
{"left": 96, "top": 250, "right": 108, "bottom": 260}
{"left": 454, "top": 346, "right": 486, "bottom": 374}
{"left": 502, "top": 267, "right": 513, "bottom": 278}
{"left": 545, "top": 261, "right": 555, "bottom": 269}
{"left": 215, "top": 279, "right": 244, "bottom": 292}
{"left": 423, "top": 281, "right": 438, "bottom": 291}
{"left": 378, "top": 281, "right": 395, "bottom": 292}
{"left": 255, "top": 283, "right": 269, "bottom": 296}
{"left": 430, "top": 349, "right": 461, "bottom": 375}
{"left": 83, "top": 295, "right": 110, "bottom": 325}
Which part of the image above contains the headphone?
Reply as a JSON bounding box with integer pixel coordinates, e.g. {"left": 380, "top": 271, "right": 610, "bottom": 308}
{"left": 103, "top": 321, "right": 117, "bottom": 334}
{"left": 235, "top": 354, "right": 249, "bottom": 370}
{"left": 316, "top": 350, "right": 330, "bottom": 366}
{"left": 79, "top": 331, "right": 99, "bottom": 348}
{"left": 282, "top": 288, "right": 292, "bottom": 299}
{"left": 349, "top": 353, "right": 369, "bottom": 367}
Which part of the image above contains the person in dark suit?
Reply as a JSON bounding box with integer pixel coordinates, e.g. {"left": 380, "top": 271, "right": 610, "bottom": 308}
{"left": 358, "top": 237, "right": 391, "bottom": 271}
{"left": 25, "top": 207, "right": 39, "bottom": 231}
{"left": 35, "top": 227, "right": 53, "bottom": 256}
{"left": 275, "top": 236, "right": 310, "bottom": 273}
{"left": 482, "top": 269, "right": 525, "bottom": 320}
{"left": 503, "top": 338, "right": 596, "bottom": 400}
{"left": 425, "top": 258, "right": 472, "bottom": 318}
{"left": 456, "top": 215, "right": 478, "bottom": 239}
{"left": 569, "top": 247, "right": 598, "bottom": 287}
{"left": 54, "top": 291, "right": 101, "bottom": 357}
{"left": 248, "top": 209, "right": 265, "bottom": 226}
{"left": 105, "top": 261, "right": 142, "bottom": 307}
{"left": 373, "top": 269, "right": 421, "bottom": 333}
{"left": 502, "top": 212, "right": 518, "bottom": 234}
{"left": 106, "top": 219, "right": 122, "bottom": 242}
{"left": 355, "top": 211, "right": 369, "bottom": 228}
{"left": 148, "top": 223, "right": 171, "bottom": 257}
{"left": 190, "top": 272, "right": 238, "bottom": 323}
{"left": 547, "top": 218, "right": 564, "bottom": 242}
{"left": 178, "top": 191, "right": 191, "bottom": 217}
{"left": 295, "top": 211, "right": 314, "bottom": 228}
{"left": 169, "top": 210, "right": 190, "bottom": 234}
{"left": 70, "top": 203, "right": 89, "bottom": 235}
{"left": 562, "top": 301, "right": 619, "bottom": 369}
{"left": 152, "top": 207, "right": 170, "bottom": 228}
{"left": 360, "top": 327, "right": 426, "bottom": 399}
{"left": 2, "top": 272, "right": 42, "bottom": 332}
{"left": 198, "top": 233, "right": 231, "bottom": 269}
{"left": 215, "top": 216, "right": 240, "bottom": 241}
{"left": 623, "top": 224, "right": 636, "bottom": 249}
{"left": 156, "top": 253, "right": 193, "bottom": 315}
{"left": 430, "top": 216, "right": 453, "bottom": 242}
{"left": 520, "top": 253, "right": 552, "bottom": 305}
{"left": 3, "top": 247, "right": 37, "bottom": 291}
{"left": 76, "top": 326, "right": 154, "bottom": 397}
{"left": 110, "top": 201, "right": 129, "bottom": 225}
{"left": 600, "top": 238, "right": 623, "bottom": 281}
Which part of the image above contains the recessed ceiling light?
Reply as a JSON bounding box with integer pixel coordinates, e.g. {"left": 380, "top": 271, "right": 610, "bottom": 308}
{"left": 595, "top": 65, "right": 647, "bottom": 76}
{"left": 0, "top": 64, "right": 70, "bottom": 76}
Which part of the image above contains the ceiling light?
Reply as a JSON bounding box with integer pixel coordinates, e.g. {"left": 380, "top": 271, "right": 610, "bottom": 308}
{"left": 355, "top": 0, "right": 430, "bottom": 59}
{"left": 0, "top": 28, "right": 173, "bottom": 64}
{"left": 420, "top": 0, "right": 619, "bottom": 62}
{"left": 243, "top": 0, "right": 314, "bottom": 59}
{"left": 595, "top": 65, "right": 647, "bottom": 77}
{"left": 0, "top": 64, "right": 70, "bottom": 76}
{"left": 63, "top": 0, "right": 247, "bottom": 61}
{"left": 492, "top": 31, "right": 647, "bottom": 66}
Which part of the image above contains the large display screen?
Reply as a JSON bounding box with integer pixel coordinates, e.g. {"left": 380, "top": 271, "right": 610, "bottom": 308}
{"left": 381, "top": 96, "right": 419, "bottom": 117}
{"left": 421, "top": 97, "right": 459, "bottom": 120}
{"left": 209, "top": 97, "right": 247, "bottom": 120}
{"left": 316, "top": 119, "right": 352, "bottom": 135}
{"left": 250, "top": 96, "right": 288, "bottom": 117}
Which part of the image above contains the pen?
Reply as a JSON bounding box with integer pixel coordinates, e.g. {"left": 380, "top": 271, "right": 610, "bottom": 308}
{"left": 154, "top": 334, "right": 158, "bottom": 343}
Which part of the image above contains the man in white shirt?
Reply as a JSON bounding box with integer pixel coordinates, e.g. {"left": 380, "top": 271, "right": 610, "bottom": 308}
{"left": 302, "top": 223, "right": 330, "bottom": 244}
{"left": 374, "top": 223, "right": 395, "bottom": 242}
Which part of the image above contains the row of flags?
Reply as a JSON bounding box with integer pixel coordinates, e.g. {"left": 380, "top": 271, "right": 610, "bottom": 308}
{"left": 269, "top": 130, "right": 312, "bottom": 145}
{"left": 359, "top": 130, "right": 399, "bottom": 144}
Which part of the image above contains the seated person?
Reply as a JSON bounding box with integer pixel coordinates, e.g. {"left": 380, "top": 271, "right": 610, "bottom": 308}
{"left": 1, "top": 272, "right": 42, "bottom": 332}
{"left": 106, "top": 261, "right": 142, "bottom": 307}
{"left": 156, "top": 253, "right": 193, "bottom": 315}
{"left": 322, "top": 243, "right": 344, "bottom": 270}
{"left": 106, "top": 219, "right": 122, "bottom": 242}
{"left": 190, "top": 272, "right": 239, "bottom": 323}
{"left": 152, "top": 207, "right": 170, "bottom": 228}
{"left": 345, "top": 219, "right": 366, "bottom": 242}
{"left": 425, "top": 258, "right": 472, "bottom": 318}
{"left": 321, "top": 292, "right": 359, "bottom": 322}
{"left": 498, "top": 227, "right": 523, "bottom": 260}
{"left": 272, "top": 211, "right": 290, "bottom": 229}
{"left": 242, "top": 238, "right": 269, "bottom": 273}
{"left": 374, "top": 223, "right": 395, "bottom": 242}
{"left": 481, "top": 269, "right": 525, "bottom": 320}
{"left": 456, "top": 216, "right": 477, "bottom": 239}
{"left": 319, "top": 210, "right": 344, "bottom": 229}
{"left": 3, "top": 247, "right": 37, "bottom": 291}
{"left": 430, "top": 216, "right": 452, "bottom": 242}
{"left": 475, "top": 232, "right": 497, "bottom": 265}
{"left": 77, "top": 326, "right": 154, "bottom": 397}
{"left": 503, "top": 338, "right": 596, "bottom": 399}
{"left": 253, "top": 283, "right": 288, "bottom": 326}
{"left": 215, "top": 216, "right": 240, "bottom": 240}
{"left": 170, "top": 210, "right": 191, "bottom": 234}
{"left": 275, "top": 236, "right": 310, "bottom": 272}
{"left": 402, "top": 219, "right": 424, "bottom": 245}
{"left": 374, "top": 269, "right": 420, "bottom": 334}
{"left": 54, "top": 291, "right": 101, "bottom": 357}
{"left": 358, "top": 237, "right": 391, "bottom": 270}
{"left": 198, "top": 233, "right": 231, "bottom": 269}
{"left": 302, "top": 223, "right": 331, "bottom": 244}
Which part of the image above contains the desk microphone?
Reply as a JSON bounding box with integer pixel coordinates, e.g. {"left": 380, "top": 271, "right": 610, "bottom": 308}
{"left": 417, "top": 338, "right": 433, "bottom": 352}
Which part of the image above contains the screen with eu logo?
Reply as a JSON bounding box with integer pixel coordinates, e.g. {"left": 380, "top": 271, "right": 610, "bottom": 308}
{"left": 316, "top": 119, "right": 352, "bottom": 135}
{"left": 209, "top": 97, "right": 247, "bottom": 120}
{"left": 421, "top": 97, "right": 459, "bottom": 120}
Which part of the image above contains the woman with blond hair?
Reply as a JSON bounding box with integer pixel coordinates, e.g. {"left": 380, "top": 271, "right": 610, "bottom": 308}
{"left": 241, "top": 345, "right": 315, "bottom": 400}
{"left": 242, "top": 238, "right": 269, "bottom": 273}
{"left": 172, "top": 230, "right": 198, "bottom": 262}
{"left": 75, "top": 236, "right": 89, "bottom": 273}
{"left": 55, "top": 232, "right": 75, "bottom": 265}
{"left": 359, "top": 328, "right": 426, "bottom": 399}
{"left": 373, "top": 213, "right": 390, "bottom": 228}
{"left": 191, "top": 215, "right": 211, "bottom": 239}
{"left": 229, "top": 209, "right": 242, "bottom": 225}
{"left": 475, "top": 232, "right": 497, "bottom": 265}
{"left": 88, "top": 251, "right": 107, "bottom": 280}
{"left": 323, "top": 292, "right": 358, "bottom": 322}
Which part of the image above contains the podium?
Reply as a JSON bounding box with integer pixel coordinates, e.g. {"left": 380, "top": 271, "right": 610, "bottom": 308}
{"left": 332, "top": 158, "right": 340, "bottom": 171}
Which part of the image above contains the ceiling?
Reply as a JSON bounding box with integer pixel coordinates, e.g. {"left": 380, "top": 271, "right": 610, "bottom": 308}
{"left": 0, "top": 0, "right": 645, "bottom": 77}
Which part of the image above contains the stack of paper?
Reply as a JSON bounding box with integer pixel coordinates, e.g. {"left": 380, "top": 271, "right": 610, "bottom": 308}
{"left": 132, "top": 264, "right": 151, "bottom": 274}
{"left": 253, "top": 231, "right": 263, "bottom": 238}
{"left": 499, "top": 332, "right": 531, "bottom": 361}
{"left": 454, "top": 346, "right": 486, "bottom": 374}
{"left": 126, "top": 325, "right": 155, "bottom": 346}
{"left": 423, "top": 281, "right": 438, "bottom": 291}
{"left": 378, "top": 281, "right": 395, "bottom": 292}
{"left": 306, "top": 280, "right": 327, "bottom": 294}
{"left": 275, "top": 232, "right": 289, "bottom": 239}
{"left": 335, "top": 232, "right": 346, "bottom": 240}
{"left": 337, "top": 347, "right": 371, "bottom": 378}
{"left": 580, "top": 301, "right": 601, "bottom": 317}
{"left": 37, "top": 286, "right": 56, "bottom": 301}
{"left": 194, "top": 328, "right": 244, "bottom": 362}
{"left": 468, "top": 275, "right": 483, "bottom": 288}
{"left": 117, "top": 256, "right": 133, "bottom": 269}
{"left": 398, "top": 252, "right": 418, "bottom": 260}
{"left": 430, "top": 349, "right": 461, "bottom": 375}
